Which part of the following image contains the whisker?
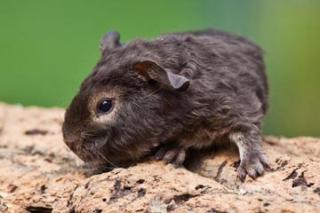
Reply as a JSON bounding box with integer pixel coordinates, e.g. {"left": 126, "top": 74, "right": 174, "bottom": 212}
{"left": 142, "top": 87, "right": 162, "bottom": 98}
{"left": 97, "top": 150, "right": 118, "bottom": 168}
{"left": 80, "top": 131, "right": 97, "bottom": 139}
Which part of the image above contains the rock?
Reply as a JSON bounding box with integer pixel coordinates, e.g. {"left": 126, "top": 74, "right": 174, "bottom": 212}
{"left": 0, "top": 102, "right": 319, "bottom": 212}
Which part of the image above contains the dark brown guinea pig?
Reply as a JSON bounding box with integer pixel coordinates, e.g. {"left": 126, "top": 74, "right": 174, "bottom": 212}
{"left": 62, "top": 29, "right": 270, "bottom": 181}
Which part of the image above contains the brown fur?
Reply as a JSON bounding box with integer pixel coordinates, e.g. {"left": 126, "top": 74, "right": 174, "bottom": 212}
{"left": 62, "top": 29, "right": 269, "bottom": 181}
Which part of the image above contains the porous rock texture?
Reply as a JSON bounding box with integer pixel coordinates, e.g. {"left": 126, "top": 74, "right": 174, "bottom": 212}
{"left": 0, "top": 102, "right": 319, "bottom": 213}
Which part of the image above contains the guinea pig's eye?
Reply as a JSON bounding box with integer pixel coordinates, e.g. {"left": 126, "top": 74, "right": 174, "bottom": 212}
{"left": 97, "top": 99, "right": 113, "bottom": 114}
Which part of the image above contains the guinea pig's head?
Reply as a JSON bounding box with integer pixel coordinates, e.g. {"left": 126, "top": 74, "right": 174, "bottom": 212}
{"left": 62, "top": 32, "right": 190, "bottom": 168}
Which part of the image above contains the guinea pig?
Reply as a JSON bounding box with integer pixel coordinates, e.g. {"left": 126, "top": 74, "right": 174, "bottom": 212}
{"left": 62, "top": 29, "right": 270, "bottom": 181}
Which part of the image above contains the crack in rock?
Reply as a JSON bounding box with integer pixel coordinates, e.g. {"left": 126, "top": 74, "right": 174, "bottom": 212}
{"left": 292, "top": 171, "right": 314, "bottom": 188}
{"left": 25, "top": 206, "right": 53, "bottom": 213}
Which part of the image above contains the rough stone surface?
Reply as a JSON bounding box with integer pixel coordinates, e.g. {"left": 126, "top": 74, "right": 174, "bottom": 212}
{"left": 0, "top": 102, "right": 319, "bottom": 213}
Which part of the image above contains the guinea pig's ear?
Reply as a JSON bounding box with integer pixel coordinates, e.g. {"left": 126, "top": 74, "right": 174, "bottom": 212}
{"left": 100, "top": 31, "right": 121, "bottom": 52}
{"left": 132, "top": 60, "right": 190, "bottom": 91}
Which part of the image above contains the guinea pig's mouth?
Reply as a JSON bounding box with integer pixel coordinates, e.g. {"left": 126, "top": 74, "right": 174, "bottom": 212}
{"left": 80, "top": 142, "right": 133, "bottom": 171}
{"left": 68, "top": 130, "right": 161, "bottom": 171}
{"left": 82, "top": 135, "right": 138, "bottom": 169}
{"left": 83, "top": 134, "right": 107, "bottom": 148}
{"left": 80, "top": 135, "right": 110, "bottom": 157}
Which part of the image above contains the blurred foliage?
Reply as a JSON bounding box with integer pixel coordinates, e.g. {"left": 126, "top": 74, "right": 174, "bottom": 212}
{"left": 0, "top": 0, "right": 319, "bottom": 136}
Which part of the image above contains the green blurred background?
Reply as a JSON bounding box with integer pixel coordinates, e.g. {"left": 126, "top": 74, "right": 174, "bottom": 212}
{"left": 0, "top": 1, "right": 319, "bottom": 137}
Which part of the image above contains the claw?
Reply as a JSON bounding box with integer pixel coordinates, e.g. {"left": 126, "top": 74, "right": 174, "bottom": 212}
{"left": 247, "top": 167, "right": 257, "bottom": 179}
{"left": 154, "top": 145, "right": 186, "bottom": 167}
{"left": 155, "top": 148, "right": 166, "bottom": 160}
{"left": 163, "top": 149, "right": 179, "bottom": 163}
{"left": 237, "top": 166, "right": 247, "bottom": 182}
{"left": 174, "top": 150, "right": 186, "bottom": 166}
{"left": 254, "top": 161, "right": 265, "bottom": 176}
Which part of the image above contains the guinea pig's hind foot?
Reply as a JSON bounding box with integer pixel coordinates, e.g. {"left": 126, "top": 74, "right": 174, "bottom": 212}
{"left": 237, "top": 150, "right": 270, "bottom": 182}
{"left": 154, "top": 145, "right": 186, "bottom": 167}
{"left": 229, "top": 131, "right": 271, "bottom": 182}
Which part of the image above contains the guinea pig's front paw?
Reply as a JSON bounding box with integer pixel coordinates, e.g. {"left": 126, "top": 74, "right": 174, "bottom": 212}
{"left": 154, "top": 145, "right": 186, "bottom": 167}
{"left": 238, "top": 151, "right": 270, "bottom": 182}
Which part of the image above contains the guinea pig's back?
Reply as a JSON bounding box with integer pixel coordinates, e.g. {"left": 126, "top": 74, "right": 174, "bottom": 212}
{"left": 174, "top": 29, "right": 269, "bottom": 114}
